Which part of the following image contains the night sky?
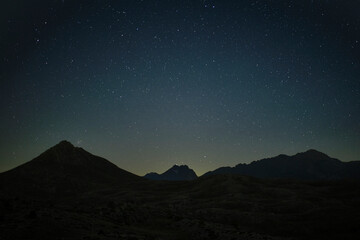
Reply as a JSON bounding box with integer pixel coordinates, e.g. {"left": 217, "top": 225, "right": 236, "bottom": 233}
{"left": 1, "top": 0, "right": 360, "bottom": 176}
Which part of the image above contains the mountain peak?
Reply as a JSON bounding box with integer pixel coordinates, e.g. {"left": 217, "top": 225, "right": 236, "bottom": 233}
{"left": 144, "top": 165, "right": 197, "bottom": 181}
{"left": 42, "top": 140, "right": 77, "bottom": 159}
{"left": 171, "top": 164, "right": 190, "bottom": 169}
{"left": 297, "top": 149, "right": 330, "bottom": 159}
{"left": 305, "top": 149, "right": 322, "bottom": 154}
{"left": 0, "top": 141, "right": 141, "bottom": 196}
{"left": 58, "top": 140, "right": 74, "bottom": 146}
{"left": 55, "top": 140, "right": 75, "bottom": 149}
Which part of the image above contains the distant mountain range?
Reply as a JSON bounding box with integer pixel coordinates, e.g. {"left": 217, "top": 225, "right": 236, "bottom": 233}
{"left": 203, "top": 149, "right": 360, "bottom": 180}
{"left": 144, "top": 165, "right": 197, "bottom": 181}
{"left": 1, "top": 141, "right": 359, "bottom": 197}
{"left": 1, "top": 141, "right": 360, "bottom": 240}
{"left": 143, "top": 149, "right": 360, "bottom": 181}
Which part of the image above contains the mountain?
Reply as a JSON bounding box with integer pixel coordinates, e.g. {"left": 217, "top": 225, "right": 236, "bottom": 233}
{"left": 144, "top": 164, "right": 197, "bottom": 181}
{"left": 0, "top": 140, "right": 142, "bottom": 197}
{"left": 1, "top": 145, "right": 360, "bottom": 240}
{"left": 203, "top": 149, "right": 360, "bottom": 180}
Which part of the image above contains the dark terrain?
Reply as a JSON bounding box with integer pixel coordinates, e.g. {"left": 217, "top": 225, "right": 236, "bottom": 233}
{"left": 1, "top": 141, "right": 360, "bottom": 240}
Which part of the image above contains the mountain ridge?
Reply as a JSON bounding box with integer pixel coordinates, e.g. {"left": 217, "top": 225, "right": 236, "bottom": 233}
{"left": 1, "top": 143, "right": 360, "bottom": 239}
{"left": 203, "top": 149, "right": 360, "bottom": 180}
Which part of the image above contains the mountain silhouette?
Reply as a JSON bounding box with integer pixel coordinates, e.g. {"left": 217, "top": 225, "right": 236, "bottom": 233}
{"left": 144, "top": 164, "right": 197, "bottom": 181}
{"left": 1, "top": 145, "right": 360, "bottom": 240}
{"left": 203, "top": 149, "right": 360, "bottom": 180}
{"left": 0, "top": 140, "right": 142, "bottom": 197}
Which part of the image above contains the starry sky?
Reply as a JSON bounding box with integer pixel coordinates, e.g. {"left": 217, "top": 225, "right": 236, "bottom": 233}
{"left": 1, "top": 0, "right": 360, "bottom": 176}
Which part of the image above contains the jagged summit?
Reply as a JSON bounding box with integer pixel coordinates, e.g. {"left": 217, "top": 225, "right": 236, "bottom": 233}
{"left": 172, "top": 164, "right": 189, "bottom": 167}
{"left": 144, "top": 164, "right": 197, "bottom": 181}
{"left": 171, "top": 164, "right": 191, "bottom": 170}
{"left": 167, "top": 164, "right": 193, "bottom": 175}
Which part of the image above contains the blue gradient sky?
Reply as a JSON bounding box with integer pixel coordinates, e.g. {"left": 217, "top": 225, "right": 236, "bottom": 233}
{"left": 1, "top": 0, "right": 359, "bottom": 175}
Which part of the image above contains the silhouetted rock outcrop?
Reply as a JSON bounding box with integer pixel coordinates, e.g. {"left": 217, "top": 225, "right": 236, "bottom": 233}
{"left": 144, "top": 164, "right": 197, "bottom": 181}
{"left": 203, "top": 149, "right": 360, "bottom": 180}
